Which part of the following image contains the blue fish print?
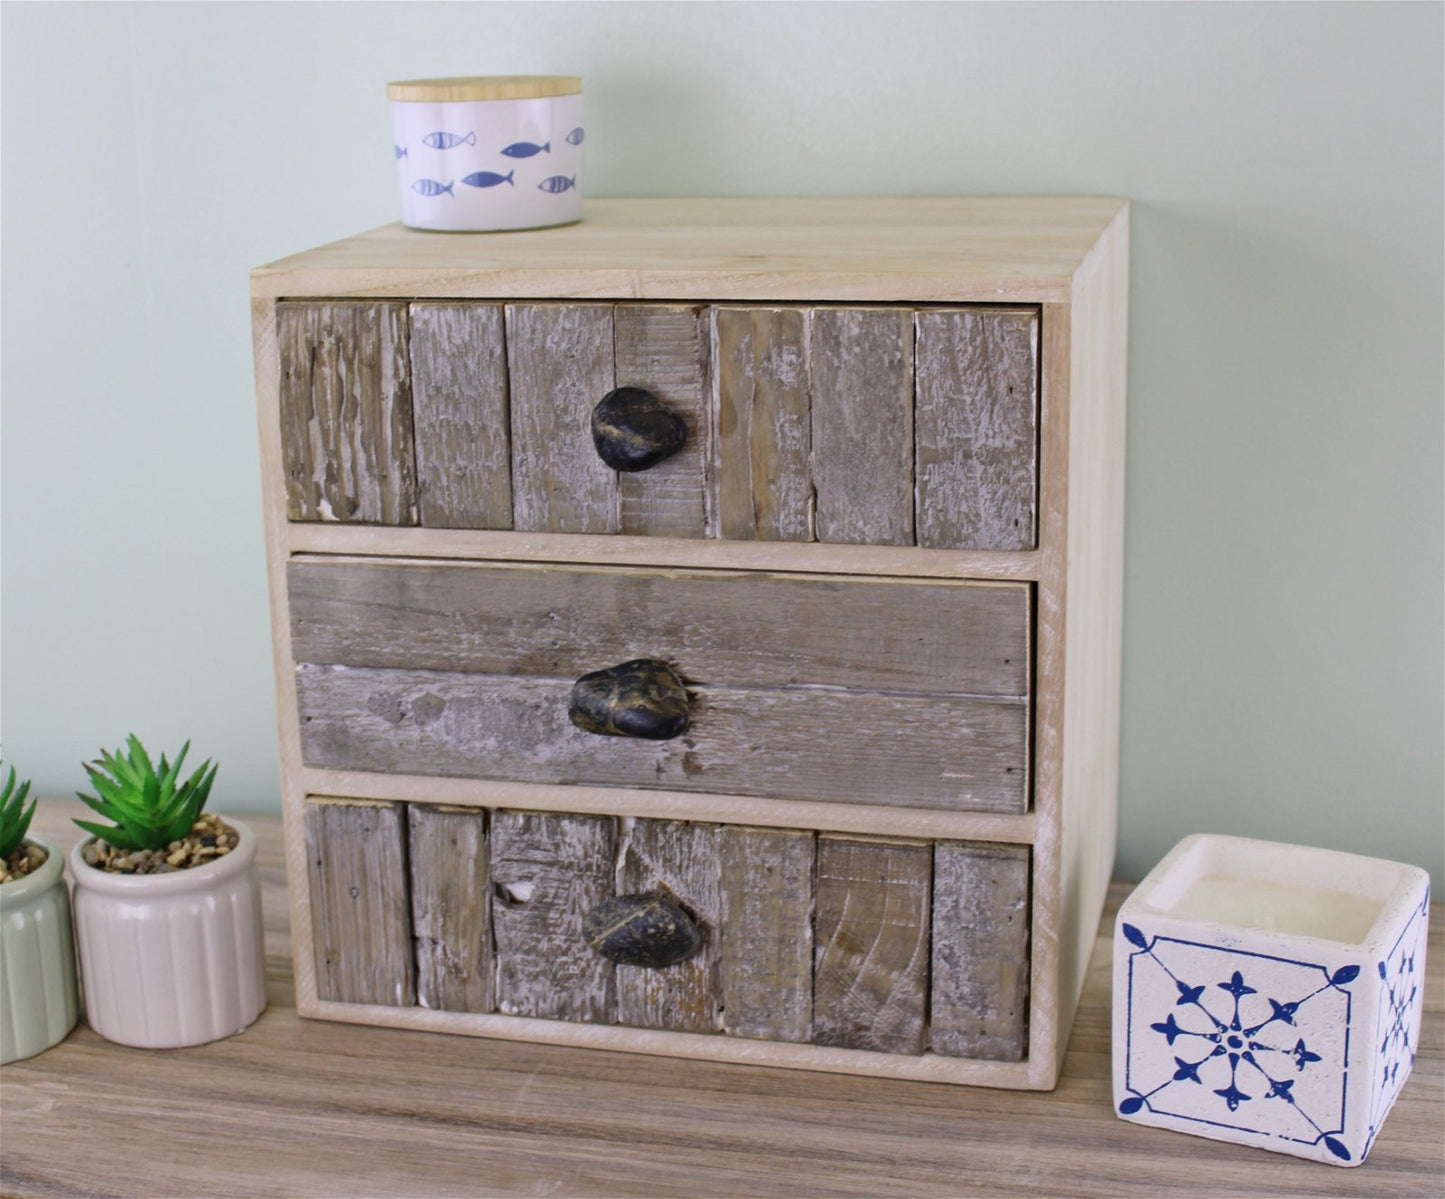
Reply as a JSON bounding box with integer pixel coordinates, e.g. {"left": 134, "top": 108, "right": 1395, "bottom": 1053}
{"left": 565, "top": 127, "right": 585, "bottom": 146}
{"left": 461, "top": 170, "right": 515, "bottom": 189}
{"left": 411, "top": 178, "right": 455, "bottom": 198}
{"left": 422, "top": 131, "right": 477, "bottom": 150}
{"left": 394, "top": 144, "right": 408, "bottom": 160}
{"left": 501, "top": 140, "right": 550, "bottom": 159}
{"left": 536, "top": 174, "right": 576, "bottom": 194}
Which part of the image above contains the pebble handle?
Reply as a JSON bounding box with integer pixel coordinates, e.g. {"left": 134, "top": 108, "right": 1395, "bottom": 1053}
{"left": 589, "top": 387, "right": 688, "bottom": 472}
{"left": 568, "top": 658, "right": 690, "bottom": 740}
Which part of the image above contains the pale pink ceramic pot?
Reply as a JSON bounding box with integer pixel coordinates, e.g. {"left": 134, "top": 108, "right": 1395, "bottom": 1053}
{"left": 69, "top": 817, "right": 266, "bottom": 1048}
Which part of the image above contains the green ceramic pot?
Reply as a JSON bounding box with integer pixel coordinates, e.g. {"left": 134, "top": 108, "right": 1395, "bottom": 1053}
{"left": 1, "top": 833, "right": 80, "bottom": 1063}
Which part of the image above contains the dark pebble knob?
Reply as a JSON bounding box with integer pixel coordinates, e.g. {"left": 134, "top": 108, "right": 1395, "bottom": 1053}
{"left": 590, "top": 387, "right": 688, "bottom": 472}
{"left": 583, "top": 893, "right": 703, "bottom": 967}
{"left": 568, "top": 658, "right": 690, "bottom": 740}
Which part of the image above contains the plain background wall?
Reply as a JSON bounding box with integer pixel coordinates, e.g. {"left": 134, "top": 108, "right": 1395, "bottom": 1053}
{"left": 2, "top": 1, "right": 1441, "bottom": 890}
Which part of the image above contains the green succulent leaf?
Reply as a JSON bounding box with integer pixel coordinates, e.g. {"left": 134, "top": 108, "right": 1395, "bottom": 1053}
{"left": 0, "top": 761, "right": 38, "bottom": 861}
{"left": 74, "top": 736, "right": 219, "bottom": 853}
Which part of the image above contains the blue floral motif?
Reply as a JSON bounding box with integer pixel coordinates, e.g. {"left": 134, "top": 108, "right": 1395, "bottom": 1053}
{"left": 1363, "top": 890, "right": 1429, "bottom": 1157}
{"left": 1120, "top": 924, "right": 1359, "bottom": 1161}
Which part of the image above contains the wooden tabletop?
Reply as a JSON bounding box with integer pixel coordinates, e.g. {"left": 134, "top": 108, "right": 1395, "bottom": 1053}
{"left": 3, "top": 803, "right": 1440, "bottom": 1198}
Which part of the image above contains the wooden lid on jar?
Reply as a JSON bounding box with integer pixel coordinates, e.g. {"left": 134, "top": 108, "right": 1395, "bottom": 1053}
{"left": 386, "top": 75, "right": 582, "bottom": 102}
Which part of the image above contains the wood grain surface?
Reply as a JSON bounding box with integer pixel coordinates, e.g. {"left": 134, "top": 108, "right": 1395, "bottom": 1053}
{"left": 813, "top": 836, "right": 932, "bottom": 1056}
{"left": 711, "top": 307, "right": 814, "bottom": 542}
{"left": 303, "top": 799, "right": 414, "bottom": 1007}
{"left": 809, "top": 306, "right": 915, "bottom": 546}
{"left": 720, "top": 825, "right": 816, "bottom": 1043}
{"left": 4, "top": 804, "right": 1440, "bottom": 1199}
{"left": 613, "top": 304, "right": 711, "bottom": 538}
{"left": 276, "top": 301, "right": 418, "bottom": 525}
{"left": 407, "top": 803, "right": 493, "bottom": 1013}
{"left": 489, "top": 809, "right": 616, "bottom": 1023}
{"left": 614, "top": 818, "right": 723, "bottom": 1034}
{"left": 286, "top": 556, "right": 1031, "bottom": 698}
{"left": 506, "top": 303, "right": 618, "bottom": 534}
{"left": 914, "top": 307, "right": 1039, "bottom": 551}
{"left": 409, "top": 302, "right": 513, "bottom": 530}
{"left": 250, "top": 196, "right": 1130, "bottom": 304}
{"left": 930, "top": 841, "right": 1031, "bottom": 1061}
{"left": 294, "top": 664, "right": 1030, "bottom": 813}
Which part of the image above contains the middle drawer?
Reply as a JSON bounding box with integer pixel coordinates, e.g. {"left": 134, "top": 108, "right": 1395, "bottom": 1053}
{"left": 290, "top": 558, "right": 1032, "bottom": 814}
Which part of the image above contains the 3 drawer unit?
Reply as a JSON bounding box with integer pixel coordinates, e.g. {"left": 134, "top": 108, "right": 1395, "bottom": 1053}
{"left": 252, "top": 197, "right": 1129, "bottom": 1089}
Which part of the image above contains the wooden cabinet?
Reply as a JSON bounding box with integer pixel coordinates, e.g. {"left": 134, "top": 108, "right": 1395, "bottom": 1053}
{"left": 252, "top": 197, "right": 1129, "bottom": 1089}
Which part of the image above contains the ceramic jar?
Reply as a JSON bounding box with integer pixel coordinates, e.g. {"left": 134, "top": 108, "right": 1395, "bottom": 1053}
{"left": 388, "top": 75, "right": 584, "bottom": 232}
{"left": 1114, "top": 834, "right": 1430, "bottom": 1166}
{"left": 0, "top": 833, "right": 80, "bottom": 1063}
{"left": 69, "top": 817, "right": 266, "bottom": 1048}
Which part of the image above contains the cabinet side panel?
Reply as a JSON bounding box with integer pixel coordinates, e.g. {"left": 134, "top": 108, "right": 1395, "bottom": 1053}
{"left": 614, "top": 305, "right": 709, "bottom": 537}
{"left": 615, "top": 819, "right": 723, "bottom": 1033}
{"left": 276, "top": 302, "right": 417, "bottom": 525}
{"left": 720, "top": 825, "right": 815, "bottom": 1042}
{"left": 915, "top": 308, "right": 1038, "bottom": 550}
{"left": 507, "top": 303, "right": 618, "bottom": 533}
{"left": 304, "top": 799, "right": 415, "bottom": 1007}
{"left": 813, "top": 836, "right": 930, "bottom": 1055}
{"left": 490, "top": 809, "right": 616, "bottom": 1022}
{"left": 408, "top": 804, "right": 493, "bottom": 1013}
{"left": 1058, "top": 206, "right": 1129, "bottom": 1075}
{"left": 711, "top": 307, "right": 814, "bottom": 541}
{"left": 410, "top": 303, "right": 512, "bottom": 530}
{"left": 931, "top": 841, "right": 1030, "bottom": 1061}
{"left": 810, "top": 307, "right": 914, "bottom": 545}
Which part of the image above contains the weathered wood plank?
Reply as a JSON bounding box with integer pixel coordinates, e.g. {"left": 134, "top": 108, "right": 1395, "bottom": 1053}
{"left": 304, "top": 799, "right": 415, "bottom": 1007}
{"left": 719, "top": 826, "right": 814, "bottom": 1042}
{"left": 711, "top": 307, "right": 813, "bottom": 541}
{"left": 809, "top": 308, "right": 914, "bottom": 546}
{"left": 613, "top": 305, "right": 709, "bottom": 538}
{"left": 813, "top": 836, "right": 931, "bottom": 1055}
{"left": 507, "top": 303, "right": 617, "bottom": 533}
{"left": 407, "top": 804, "right": 493, "bottom": 1014}
{"left": 614, "top": 819, "right": 722, "bottom": 1033}
{"left": 931, "top": 841, "right": 1031, "bottom": 1061}
{"left": 287, "top": 558, "right": 1030, "bottom": 699}
{"left": 276, "top": 302, "right": 417, "bottom": 525}
{"left": 295, "top": 665, "right": 1029, "bottom": 813}
{"left": 409, "top": 303, "right": 512, "bottom": 530}
{"left": 915, "top": 307, "right": 1039, "bottom": 550}
{"left": 490, "top": 809, "right": 615, "bottom": 1022}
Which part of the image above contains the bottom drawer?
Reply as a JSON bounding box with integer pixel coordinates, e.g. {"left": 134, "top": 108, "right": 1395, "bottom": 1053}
{"left": 304, "top": 799, "right": 1031, "bottom": 1062}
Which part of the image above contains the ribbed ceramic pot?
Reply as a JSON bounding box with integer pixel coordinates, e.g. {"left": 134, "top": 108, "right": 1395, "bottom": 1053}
{"left": 1, "top": 834, "right": 80, "bottom": 1063}
{"left": 69, "top": 817, "right": 266, "bottom": 1048}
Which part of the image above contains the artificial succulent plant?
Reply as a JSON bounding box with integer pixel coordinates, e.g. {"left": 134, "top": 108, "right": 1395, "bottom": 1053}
{"left": 75, "top": 736, "right": 218, "bottom": 852}
{"left": 0, "top": 761, "right": 37, "bottom": 861}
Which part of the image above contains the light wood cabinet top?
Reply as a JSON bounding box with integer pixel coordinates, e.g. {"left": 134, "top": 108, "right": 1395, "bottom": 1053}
{"left": 250, "top": 196, "right": 1129, "bottom": 302}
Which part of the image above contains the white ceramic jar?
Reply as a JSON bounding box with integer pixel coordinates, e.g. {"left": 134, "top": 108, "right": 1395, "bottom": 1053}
{"left": 388, "top": 75, "right": 584, "bottom": 232}
{"left": 69, "top": 818, "right": 266, "bottom": 1049}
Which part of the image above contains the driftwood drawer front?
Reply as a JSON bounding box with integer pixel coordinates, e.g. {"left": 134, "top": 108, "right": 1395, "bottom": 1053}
{"left": 254, "top": 198, "right": 1128, "bottom": 1089}
{"left": 276, "top": 300, "right": 1038, "bottom": 550}
{"left": 304, "top": 800, "right": 1031, "bottom": 1061}
{"left": 288, "top": 557, "right": 1032, "bottom": 813}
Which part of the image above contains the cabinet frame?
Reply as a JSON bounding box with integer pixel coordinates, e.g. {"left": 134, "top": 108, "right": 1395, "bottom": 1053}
{"left": 251, "top": 197, "right": 1129, "bottom": 1089}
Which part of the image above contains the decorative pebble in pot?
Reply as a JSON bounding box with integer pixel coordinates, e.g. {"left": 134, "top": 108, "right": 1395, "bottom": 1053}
{"left": 68, "top": 737, "right": 266, "bottom": 1049}
{"left": 0, "top": 762, "right": 80, "bottom": 1063}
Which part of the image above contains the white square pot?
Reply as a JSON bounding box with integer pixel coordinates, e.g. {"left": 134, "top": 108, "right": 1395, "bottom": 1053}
{"left": 1113, "top": 834, "right": 1429, "bottom": 1166}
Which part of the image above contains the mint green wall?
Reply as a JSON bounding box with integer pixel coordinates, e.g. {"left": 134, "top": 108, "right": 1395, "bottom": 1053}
{"left": 3, "top": 2, "right": 1440, "bottom": 889}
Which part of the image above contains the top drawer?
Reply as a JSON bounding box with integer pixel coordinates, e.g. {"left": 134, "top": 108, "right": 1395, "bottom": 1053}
{"left": 276, "top": 301, "right": 1039, "bottom": 551}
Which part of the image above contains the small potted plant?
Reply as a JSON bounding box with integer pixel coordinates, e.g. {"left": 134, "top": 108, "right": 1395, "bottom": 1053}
{"left": 0, "top": 759, "right": 80, "bottom": 1063}
{"left": 68, "top": 736, "right": 266, "bottom": 1048}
